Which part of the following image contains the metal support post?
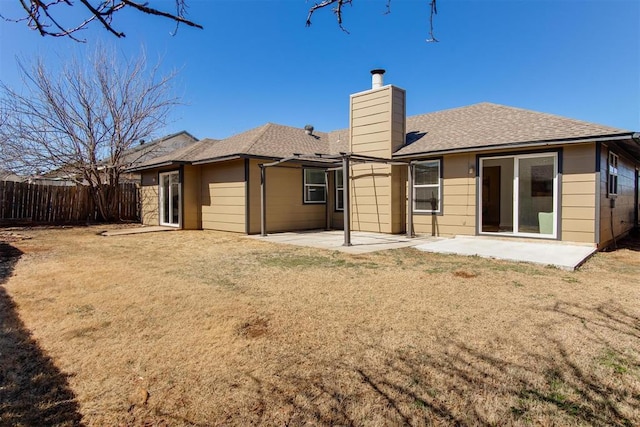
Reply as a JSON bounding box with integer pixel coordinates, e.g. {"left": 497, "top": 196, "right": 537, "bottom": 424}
{"left": 407, "top": 162, "right": 414, "bottom": 238}
{"left": 342, "top": 155, "right": 351, "bottom": 246}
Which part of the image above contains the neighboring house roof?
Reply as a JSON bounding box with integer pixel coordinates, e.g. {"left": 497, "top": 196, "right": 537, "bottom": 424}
{"left": 119, "top": 130, "right": 199, "bottom": 168}
{"left": 0, "top": 169, "right": 23, "bottom": 182}
{"left": 128, "top": 102, "right": 636, "bottom": 172}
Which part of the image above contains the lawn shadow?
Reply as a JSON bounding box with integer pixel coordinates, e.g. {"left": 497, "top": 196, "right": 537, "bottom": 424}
{"left": 240, "top": 300, "right": 639, "bottom": 425}
{"left": 0, "top": 242, "right": 84, "bottom": 426}
{"left": 603, "top": 230, "right": 640, "bottom": 252}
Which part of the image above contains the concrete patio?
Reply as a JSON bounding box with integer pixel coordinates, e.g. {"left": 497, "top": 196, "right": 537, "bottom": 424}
{"left": 247, "top": 230, "right": 435, "bottom": 254}
{"left": 248, "top": 230, "right": 597, "bottom": 270}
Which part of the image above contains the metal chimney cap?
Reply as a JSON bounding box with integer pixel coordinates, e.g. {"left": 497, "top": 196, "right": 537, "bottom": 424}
{"left": 370, "top": 69, "right": 386, "bottom": 75}
{"left": 304, "top": 124, "right": 314, "bottom": 135}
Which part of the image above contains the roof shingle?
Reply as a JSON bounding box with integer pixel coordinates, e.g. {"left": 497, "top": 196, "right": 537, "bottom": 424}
{"left": 130, "top": 102, "right": 634, "bottom": 171}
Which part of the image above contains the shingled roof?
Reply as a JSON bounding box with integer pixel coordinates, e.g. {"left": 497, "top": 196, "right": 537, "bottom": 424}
{"left": 395, "top": 103, "right": 630, "bottom": 156}
{"left": 130, "top": 102, "right": 634, "bottom": 171}
{"left": 131, "top": 123, "right": 330, "bottom": 170}
{"left": 119, "top": 130, "right": 199, "bottom": 167}
{"left": 191, "top": 123, "right": 329, "bottom": 163}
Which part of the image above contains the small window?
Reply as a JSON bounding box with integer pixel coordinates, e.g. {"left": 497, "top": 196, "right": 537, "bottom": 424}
{"left": 414, "top": 160, "right": 441, "bottom": 213}
{"left": 304, "top": 168, "right": 326, "bottom": 203}
{"left": 335, "top": 169, "right": 344, "bottom": 211}
{"left": 608, "top": 152, "right": 618, "bottom": 196}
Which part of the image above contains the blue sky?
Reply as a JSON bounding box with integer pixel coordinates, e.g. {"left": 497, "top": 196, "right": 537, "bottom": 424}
{"left": 1, "top": 0, "right": 638, "bottom": 141}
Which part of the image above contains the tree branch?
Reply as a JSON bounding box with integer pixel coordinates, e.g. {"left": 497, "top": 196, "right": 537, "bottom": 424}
{"left": 306, "top": 0, "right": 439, "bottom": 41}
{"left": 5, "top": 0, "right": 202, "bottom": 41}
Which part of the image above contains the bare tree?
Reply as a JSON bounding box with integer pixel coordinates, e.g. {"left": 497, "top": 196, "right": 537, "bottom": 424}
{"left": 0, "top": 46, "right": 180, "bottom": 221}
{"left": 3, "top": 0, "right": 202, "bottom": 41}
{"left": 4, "top": 1, "right": 437, "bottom": 41}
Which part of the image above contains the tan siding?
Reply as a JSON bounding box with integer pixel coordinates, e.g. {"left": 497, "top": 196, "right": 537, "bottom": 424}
{"left": 182, "top": 165, "right": 201, "bottom": 230}
{"left": 200, "top": 160, "right": 246, "bottom": 232}
{"left": 349, "top": 85, "right": 406, "bottom": 233}
{"left": 562, "top": 181, "right": 595, "bottom": 195}
{"left": 563, "top": 144, "right": 595, "bottom": 175}
{"left": 562, "top": 206, "right": 595, "bottom": 220}
{"left": 561, "top": 230, "right": 595, "bottom": 243}
{"left": 599, "top": 144, "right": 639, "bottom": 247}
{"left": 248, "top": 161, "right": 327, "bottom": 233}
{"left": 560, "top": 144, "right": 597, "bottom": 244}
{"left": 140, "top": 171, "right": 159, "bottom": 226}
{"left": 351, "top": 163, "right": 394, "bottom": 232}
{"left": 248, "top": 160, "right": 261, "bottom": 234}
{"left": 412, "top": 154, "right": 476, "bottom": 237}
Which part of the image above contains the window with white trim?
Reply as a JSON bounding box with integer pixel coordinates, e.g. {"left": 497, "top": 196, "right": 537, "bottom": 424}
{"left": 608, "top": 151, "right": 619, "bottom": 196}
{"left": 414, "top": 160, "right": 441, "bottom": 213}
{"left": 304, "top": 168, "right": 326, "bottom": 203}
{"left": 335, "top": 169, "right": 344, "bottom": 211}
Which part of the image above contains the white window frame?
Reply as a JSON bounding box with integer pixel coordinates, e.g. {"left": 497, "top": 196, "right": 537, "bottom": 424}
{"left": 303, "top": 168, "right": 326, "bottom": 204}
{"left": 159, "top": 170, "right": 181, "bottom": 227}
{"left": 335, "top": 169, "right": 344, "bottom": 211}
{"left": 608, "top": 151, "right": 619, "bottom": 197}
{"left": 479, "top": 152, "right": 558, "bottom": 239}
{"left": 413, "top": 159, "right": 441, "bottom": 213}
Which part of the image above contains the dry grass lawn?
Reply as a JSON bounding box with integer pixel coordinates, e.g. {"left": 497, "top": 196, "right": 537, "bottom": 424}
{"left": 1, "top": 225, "right": 639, "bottom": 426}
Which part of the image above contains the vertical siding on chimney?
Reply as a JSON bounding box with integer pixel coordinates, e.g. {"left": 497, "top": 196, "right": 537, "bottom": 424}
{"left": 349, "top": 85, "right": 406, "bottom": 233}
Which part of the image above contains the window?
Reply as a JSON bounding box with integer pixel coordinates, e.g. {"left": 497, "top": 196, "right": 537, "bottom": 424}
{"left": 335, "top": 169, "right": 344, "bottom": 211}
{"left": 414, "top": 160, "right": 441, "bottom": 213}
{"left": 304, "top": 168, "right": 326, "bottom": 203}
{"left": 608, "top": 151, "right": 619, "bottom": 196}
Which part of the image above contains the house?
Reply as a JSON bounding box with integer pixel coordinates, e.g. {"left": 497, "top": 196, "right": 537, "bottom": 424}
{"left": 118, "top": 130, "right": 199, "bottom": 182}
{"left": 129, "top": 70, "right": 640, "bottom": 249}
{"left": 28, "top": 131, "right": 200, "bottom": 186}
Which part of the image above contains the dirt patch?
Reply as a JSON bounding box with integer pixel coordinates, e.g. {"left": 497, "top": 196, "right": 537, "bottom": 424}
{"left": 237, "top": 316, "right": 270, "bottom": 338}
{"left": 453, "top": 270, "right": 478, "bottom": 278}
{"left": 2, "top": 226, "right": 639, "bottom": 425}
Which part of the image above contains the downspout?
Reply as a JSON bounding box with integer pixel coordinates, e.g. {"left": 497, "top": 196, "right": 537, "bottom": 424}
{"left": 325, "top": 169, "right": 331, "bottom": 230}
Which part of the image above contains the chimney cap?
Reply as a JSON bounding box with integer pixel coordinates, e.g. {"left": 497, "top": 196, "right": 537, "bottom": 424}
{"left": 370, "top": 69, "right": 386, "bottom": 75}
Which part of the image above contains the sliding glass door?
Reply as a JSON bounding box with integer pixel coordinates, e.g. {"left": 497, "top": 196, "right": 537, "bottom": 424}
{"left": 159, "top": 171, "right": 181, "bottom": 227}
{"left": 480, "top": 153, "right": 557, "bottom": 238}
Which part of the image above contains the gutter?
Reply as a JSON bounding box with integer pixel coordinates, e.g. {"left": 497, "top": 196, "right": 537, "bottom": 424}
{"left": 392, "top": 132, "right": 636, "bottom": 159}
{"left": 126, "top": 160, "right": 189, "bottom": 173}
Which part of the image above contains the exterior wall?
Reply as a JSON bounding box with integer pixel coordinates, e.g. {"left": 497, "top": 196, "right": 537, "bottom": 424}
{"left": 349, "top": 85, "right": 406, "bottom": 233}
{"left": 599, "top": 143, "right": 638, "bottom": 248}
{"left": 201, "top": 160, "right": 246, "bottom": 233}
{"left": 140, "top": 171, "right": 159, "bottom": 226}
{"left": 247, "top": 160, "right": 327, "bottom": 234}
{"left": 561, "top": 144, "right": 597, "bottom": 244}
{"left": 408, "top": 145, "right": 603, "bottom": 243}
{"left": 412, "top": 153, "right": 476, "bottom": 237}
{"left": 182, "top": 165, "right": 201, "bottom": 230}
{"left": 248, "top": 160, "right": 260, "bottom": 234}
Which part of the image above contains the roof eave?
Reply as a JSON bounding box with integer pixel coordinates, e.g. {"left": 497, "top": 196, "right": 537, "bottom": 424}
{"left": 392, "top": 132, "right": 636, "bottom": 159}
{"left": 125, "top": 160, "right": 190, "bottom": 173}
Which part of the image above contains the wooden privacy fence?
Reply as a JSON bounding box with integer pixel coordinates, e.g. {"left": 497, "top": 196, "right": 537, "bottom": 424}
{"left": 0, "top": 181, "right": 140, "bottom": 224}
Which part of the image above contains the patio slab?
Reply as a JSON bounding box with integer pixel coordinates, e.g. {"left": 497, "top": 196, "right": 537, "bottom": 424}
{"left": 249, "top": 230, "right": 597, "bottom": 269}
{"left": 247, "top": 230, "right": 435, "bottom": 254}
{"left": 414, "top": 235, "right": 597, "bottom": 270}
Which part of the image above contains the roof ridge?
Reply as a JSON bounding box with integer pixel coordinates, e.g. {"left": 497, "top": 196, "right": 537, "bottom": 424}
{"left": 243, "top": 123, "right": 273, "bottom": 154}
